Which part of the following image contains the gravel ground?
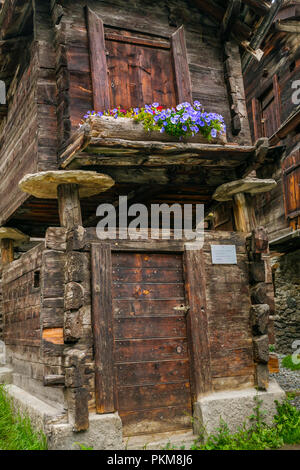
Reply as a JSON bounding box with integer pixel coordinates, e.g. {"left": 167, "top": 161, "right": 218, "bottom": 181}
{"left": 270, "top": 354, "right": 300, "bottom": 410}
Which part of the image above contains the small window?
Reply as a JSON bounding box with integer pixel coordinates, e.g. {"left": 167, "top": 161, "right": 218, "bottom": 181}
{"left": 34, "top": 271, "right": 40, "bottom": 288}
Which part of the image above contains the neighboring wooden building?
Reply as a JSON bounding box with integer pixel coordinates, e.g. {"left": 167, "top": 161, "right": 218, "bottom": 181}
{"left": 243, "top": 0, "right": 300, "bottom": 354}
{"left": 0, "top": 0, "right": 286, "bottom": 449}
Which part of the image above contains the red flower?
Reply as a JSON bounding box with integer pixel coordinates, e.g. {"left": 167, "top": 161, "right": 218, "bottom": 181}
{"left": 157, "top": 106, "right": 164, "bottom": 111}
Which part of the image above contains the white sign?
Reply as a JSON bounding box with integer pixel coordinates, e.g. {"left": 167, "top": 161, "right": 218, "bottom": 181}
{"left": 211, "top": 245, "right": 237, "bottom": 265}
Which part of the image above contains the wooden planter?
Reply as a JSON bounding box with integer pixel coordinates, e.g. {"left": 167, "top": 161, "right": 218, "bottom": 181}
{"left": 87, "top": 115, "right": 227, "bottom": 145}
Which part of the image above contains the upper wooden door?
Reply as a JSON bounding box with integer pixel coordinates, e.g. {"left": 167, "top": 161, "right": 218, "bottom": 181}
{"left": 105, "top": 31, "right": 177, "bottom": 110}
{"left": 86, "top": 7, "right": 192, "bottom": 112}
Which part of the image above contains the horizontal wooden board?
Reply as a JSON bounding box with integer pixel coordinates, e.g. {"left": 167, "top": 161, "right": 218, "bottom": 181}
{"left": 112, "top": 282, "right": 185, "bottom": 299}
{"left": 115, "top": 359, "right": 190, "bottom": 387}
{"left": 114, "top": 338, "right": 189, "bottom": 363}
{"left": 121, "top": 405, "right": 192, "bottom": 436}
{"left": 113, "top": 299, "right": 188, "bottom": 317}
{"left": 112, "top": 252, "right": 183, "bottom": 268}
{"left": 117, "top": 382, "right": 191, "bottom": 411}
{"left": 114, "top": 316, "right": 186, "bottom": 340}
{"left": 112, "top": 267, "right": 183, "bottom": 283}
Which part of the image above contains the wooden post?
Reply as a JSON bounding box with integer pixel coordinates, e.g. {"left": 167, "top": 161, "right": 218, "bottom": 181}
{"left": 184, "top": 248, "right": 212, "bottom": 400}
{"left": 57, "top": 183, "right": 82, "bottom": 230}
{"left": 91, "top": 243, "right": 115, "bottom": 413}
{"left": 1, "top": 238, "right": 14, "bottom": 265}
{"left": 232, "top": 192, "right": 256, "bottom": 233}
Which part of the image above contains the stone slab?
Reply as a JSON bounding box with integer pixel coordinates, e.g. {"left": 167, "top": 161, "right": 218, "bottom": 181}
{"left": 48, "top": 413, "right": 124, "bottom": 450}
{"left": 193, "top": 380, "right": 286, "bottom": 436}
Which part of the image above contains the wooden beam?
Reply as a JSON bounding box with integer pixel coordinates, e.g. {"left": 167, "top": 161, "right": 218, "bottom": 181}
{"left": 274, "top": 20, "right": 300, "bottom": 34}
{"left": 222, "top": 0, "right": 241, "bottom": 40}
{"left": 193, "top": 0, "right": 252, "bottom": 40}
{"left": 241, "top": 0, "right": 271, "bottom": 16}
{"left": 242, "top": 0, "right": 284, "bottom": 72}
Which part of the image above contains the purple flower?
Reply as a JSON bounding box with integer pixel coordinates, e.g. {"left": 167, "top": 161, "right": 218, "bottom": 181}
{"left": 182, "top": 125, "right": 187, "bottom": 132}
{"left": 211, "top": 128, "right": 217, "bottom": 138}
{"left": 152, "top": 102, "right": 159, "bottom": 108}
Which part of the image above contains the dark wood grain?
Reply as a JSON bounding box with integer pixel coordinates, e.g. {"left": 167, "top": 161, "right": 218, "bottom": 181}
{"left": 86, "top": 6, "right": 110, "bottom": 112}
{"left": 91, "top": 243, "right": 115, "bottom": 413}
{"left": 171, "top": 26, "right": 192, "bottom": 104}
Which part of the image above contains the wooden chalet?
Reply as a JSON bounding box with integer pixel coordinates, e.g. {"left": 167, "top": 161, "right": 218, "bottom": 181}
{"left": 0, "top": 0, "right": 286, "bottom": 449}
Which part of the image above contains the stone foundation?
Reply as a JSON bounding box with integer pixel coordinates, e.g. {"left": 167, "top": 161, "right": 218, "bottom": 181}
{"left": 193, "top": 380, "right": 285, "bottom": 436}
{"left": 272, "top": 249, "right": 300, "bottom": 354}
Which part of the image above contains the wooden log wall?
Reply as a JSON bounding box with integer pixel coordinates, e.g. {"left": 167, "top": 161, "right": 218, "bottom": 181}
{"left": 246, "top": 227, "right": 273, "bottom": 390}
{"left": 0, "top": 0, "right": 57, "bottom": 226}
{"left": 1, "top": 241, "right": 66, "bottom": 407}
{"left": 243, "top": 31, "right": 300, "bottom": 236}
{"left": 45, "top": 226, "right": 94, "bottom": 430}
{"left": 52, "top": 0, "right": 251, "bottom": 149}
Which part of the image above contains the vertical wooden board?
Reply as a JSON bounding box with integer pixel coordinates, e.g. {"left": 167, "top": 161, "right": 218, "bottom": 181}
{"left": 91, "top": 243, "right": 115, "bottom": 413}
{"left": 86, "top": 7, "right": 110, "bottom": 112}
{"left": 171, "top": 26, "right": 192, "bottom": 104}
{"left": 251, "top": 97, "right": 261, "bottom": 141}
{"left": 184, "top": 248, "right": 212, "bottom": 399}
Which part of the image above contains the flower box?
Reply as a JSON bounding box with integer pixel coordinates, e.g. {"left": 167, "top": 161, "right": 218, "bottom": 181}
{"left": 86, "top": 116, "right": 227, "bottom": 145}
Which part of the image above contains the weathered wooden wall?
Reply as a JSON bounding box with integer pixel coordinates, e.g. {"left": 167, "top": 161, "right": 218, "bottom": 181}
{"left": 2, "top": 242, "right": 65, "bottom": 406}
{"left": 52, "top": 0, "right": 251, "bottom": 148}
{"left": 244, "top": 30, "right": 300, "bottom": 236}
{"left": 0, "top": 0, "right": 57, "bottom": 226}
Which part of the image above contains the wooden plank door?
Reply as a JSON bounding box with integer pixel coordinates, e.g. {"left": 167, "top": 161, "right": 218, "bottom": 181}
{"left": 111, "top": 251, "right": 192, "bottom": 437}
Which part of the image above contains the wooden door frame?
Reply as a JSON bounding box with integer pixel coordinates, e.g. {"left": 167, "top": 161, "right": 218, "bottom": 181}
{"left": 91, "top": 240, "right": 212, "bottom": 415}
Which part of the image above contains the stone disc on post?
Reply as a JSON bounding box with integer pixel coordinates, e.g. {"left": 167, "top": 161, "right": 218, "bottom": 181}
{"left": 18, "top": 170, "right": 115, "bottom": 199}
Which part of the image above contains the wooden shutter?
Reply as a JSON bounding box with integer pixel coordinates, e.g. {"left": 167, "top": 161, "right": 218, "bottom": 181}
{"left": 171, "top": 26, "right": 192, "bottom": 104}
{"left": 86, "top": 7, "right": 110, "bottom": 112}
{"left": 282, "top": 150, "right": 300, "bottom": 230}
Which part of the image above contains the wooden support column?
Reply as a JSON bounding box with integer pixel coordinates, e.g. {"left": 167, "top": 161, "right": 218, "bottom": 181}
{"left": 213, "top": 177, "right": 277, "bottom": 233}
{"left": 19, "top": 170, "right": 114, "bottom": 230}
{"left": 1, "top": 239, "right": 14, "bottom": 265}
{"left": 0, "top": 227, "right": 29, "bottom": 266}
{"left": 57, "top": 183, "right": 82, "bottom": 230}
{"left": 232, "top": 192, "right": 256, "bottom": 233}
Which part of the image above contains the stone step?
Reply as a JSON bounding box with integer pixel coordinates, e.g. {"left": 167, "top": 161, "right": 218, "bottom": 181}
{"left": 124, "top": 429, "right": 198, "bottom": 450}
{"left": 0, "top": 366, "right": 13, "bottom": 384}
